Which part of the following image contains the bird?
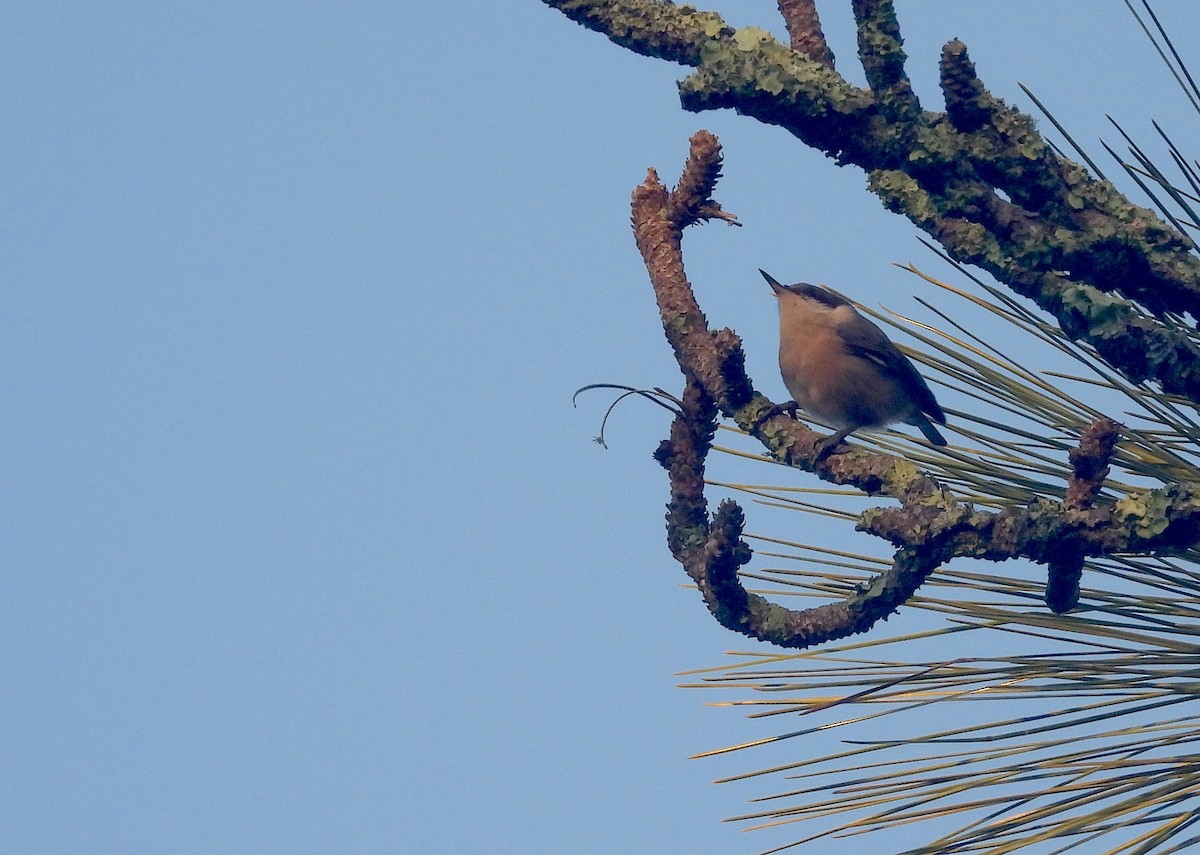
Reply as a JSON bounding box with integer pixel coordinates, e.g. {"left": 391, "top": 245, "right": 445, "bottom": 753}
{"left": 759, "top": 269, "right": 947, "bottom": 456}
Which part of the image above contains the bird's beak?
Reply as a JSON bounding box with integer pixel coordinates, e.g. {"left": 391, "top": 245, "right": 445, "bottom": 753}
{"left": 759, "top": 269, "right": 786, "bottom": 296}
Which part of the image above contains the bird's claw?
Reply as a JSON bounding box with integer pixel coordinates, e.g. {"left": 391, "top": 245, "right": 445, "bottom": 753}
{"left": 748, "top": 401, "right": 799, "bottom": 433}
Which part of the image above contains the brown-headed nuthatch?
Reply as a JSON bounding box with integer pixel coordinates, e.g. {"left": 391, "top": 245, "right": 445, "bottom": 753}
{"left": 760, "top": 269, "right": 947, "bottom": 454}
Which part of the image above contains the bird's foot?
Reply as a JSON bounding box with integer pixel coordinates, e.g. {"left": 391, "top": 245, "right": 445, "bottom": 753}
{"left": 748, "top": 400, "right": 799, "bottom": 433}
{"left": 814, "top": 428, "right": 853, "bottom": 461}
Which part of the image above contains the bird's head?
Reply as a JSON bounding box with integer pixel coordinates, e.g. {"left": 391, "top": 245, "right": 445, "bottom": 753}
{"left": 759, "top": 269, "right": 850, "bottom": 310}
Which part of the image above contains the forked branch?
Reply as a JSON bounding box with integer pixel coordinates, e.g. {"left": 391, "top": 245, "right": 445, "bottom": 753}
{"left": 543, "top": 0, "right": 1200, "bottom": 406}
{"left": 639, "top": 133, "right": 1200, "bottom": 647}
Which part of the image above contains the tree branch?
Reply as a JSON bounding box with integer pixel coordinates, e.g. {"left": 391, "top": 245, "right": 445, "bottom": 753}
{"left": 852, "top": 0, "right": 920, "bottom": 121}
{"left": 1045, "top": 417, "right": 1123, "bottom": 613}
{"left": 634, "top": 132, "right": 1200, "bottom": 647}
{"left": 776, "top": 0, "right": 834, "bottom": 68}
{"left": 541, "top": 0, "right": 729, "bottom": 66}
{"left": 541, "top": 0, "right": 1200, "bottom": 406}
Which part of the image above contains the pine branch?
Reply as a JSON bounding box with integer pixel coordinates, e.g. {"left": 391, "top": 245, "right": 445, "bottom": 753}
{"left": 541, "top": 0, "right": 1200, "bottom": 405}
{"left": 633, "top": 132, "right": 1200, "bottom": 648}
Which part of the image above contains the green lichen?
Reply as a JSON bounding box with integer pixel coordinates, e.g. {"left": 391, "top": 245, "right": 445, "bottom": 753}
{"left": 674, "top": 524, "right": 709, "bottom": 549}
{"left": 881, "top": 458, "right": 922, "bottom": 493}
{"left": 1060, "top": 284, "right": 1129, "bottom": 338}
{"left": 688, "top": 27, "right": 863, "bottom": 110}
{"left": 731, "top": 26, "right": 771, "bottom": 50}
{"left": 1115, "top": 490, "right": 1172, "bottom": 539}
{"left": 910, "top": 123, "right": 962, "bottom": 164}
{"left": 869, "top": 170, "right": 931, "bottom": 219}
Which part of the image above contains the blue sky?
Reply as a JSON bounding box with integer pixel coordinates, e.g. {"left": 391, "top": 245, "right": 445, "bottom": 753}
{"left": 3, "top": 3, "right": 1198, "bottom": 854}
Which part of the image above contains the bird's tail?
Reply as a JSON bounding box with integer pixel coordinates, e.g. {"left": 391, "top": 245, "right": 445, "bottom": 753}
{"left": 912, "top": 415, "right": 947, "bottom": 446}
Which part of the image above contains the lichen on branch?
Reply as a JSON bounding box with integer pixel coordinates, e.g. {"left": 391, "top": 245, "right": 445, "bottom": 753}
{"left": 542, "top": 0, "right": 1200, "bottom": 404}
{"left": 633, "top": 132, "right": 1200, "bottom": 647}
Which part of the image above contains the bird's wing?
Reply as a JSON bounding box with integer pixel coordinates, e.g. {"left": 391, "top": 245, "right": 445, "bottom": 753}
{"left": 836, "top": 316, "right": 946, "bottom": 424}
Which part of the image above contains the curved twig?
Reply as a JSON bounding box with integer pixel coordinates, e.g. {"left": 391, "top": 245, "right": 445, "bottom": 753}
{"left": 637, "top": 132, "right": 1200, "bottom": 647}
